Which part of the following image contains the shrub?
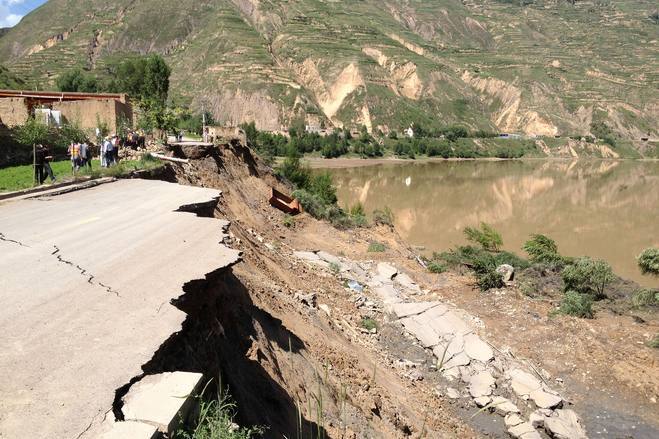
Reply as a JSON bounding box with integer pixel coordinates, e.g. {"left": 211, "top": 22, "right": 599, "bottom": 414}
{"left": 282, "top": 215, "right": 295, "bottom": 228}
{"left": 368, "top": 242, "right": 386, "bottom": 253}
{"left": 328, "top": 261, "right": 341, "bottom": 274}
{"left": 277, "top": 153, "right": 312, "bottom": 189}
{"left": 427, "top": 261, "right": 447, "bottom": 274}
{"left": 557, "top": 290, "right": 594, "bottom": 319}
{"left": 361, "top": 317, "right": 377, "bottom": 331}
{"left": 495, "top": 251, "right": 531, "bottom": 270}
{"left": 349, "top": 202, "right": 365, "bottom": 217}
{"left": 523, "top": 234, "right": 565, "bottom": 266}
{"left": 562, "top": 257, "right": 614, "bottom": 299}
{"left": 310, "top": 172, "right": 337, "bottom": 205}
{"left": 464, "top": 223, "right": 503, "bottom": 252}
{"left": 631, "top": 288, "right": 659, "bottom": 308}
{"left": 637, "top": 248, "right": 659, "bottom": 276}
{"left": 648, "top": 334, "right": 659, "bottom": 349}
{"left": 372, "top": 206, "right": 394, "bottom": 226}
{"left": 477, "top": 270, "right": 505, "bottom": 291}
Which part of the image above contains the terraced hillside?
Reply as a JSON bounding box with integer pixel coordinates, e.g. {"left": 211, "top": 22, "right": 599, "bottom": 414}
{"left": 0, "top": 0, "right": 657, "bottom": 153}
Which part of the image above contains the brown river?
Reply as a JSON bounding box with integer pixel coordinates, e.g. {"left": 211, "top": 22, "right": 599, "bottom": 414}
{"left": 322, "top": 159, "right": 659, "bottom": 288}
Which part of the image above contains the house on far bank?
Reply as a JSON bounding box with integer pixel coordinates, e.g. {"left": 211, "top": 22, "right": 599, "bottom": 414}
{"left": 0, "top": 89, "right": 133, "bottom": 135}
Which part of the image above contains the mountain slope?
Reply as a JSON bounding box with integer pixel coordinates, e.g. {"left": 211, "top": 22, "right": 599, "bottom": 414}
{"left": 0, "top": 0, "right": 657, "bottom": 153}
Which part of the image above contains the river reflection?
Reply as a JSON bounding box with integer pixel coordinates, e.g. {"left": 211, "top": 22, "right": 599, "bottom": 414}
{"left": 325, "top": 160, "right": 659, "bottom": 288}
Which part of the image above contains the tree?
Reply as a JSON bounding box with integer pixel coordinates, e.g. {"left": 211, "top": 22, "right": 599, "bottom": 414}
{"left": 143, "top": 55, "right": 171, "bottom": 108}
{"left": 464, "top": 223, "right": 503, "bottom": 252}
{"left": 56, "top": 69, "right": 98, "bottom": 92}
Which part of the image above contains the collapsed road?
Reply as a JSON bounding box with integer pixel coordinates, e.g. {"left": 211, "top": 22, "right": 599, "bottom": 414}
{"left": 0, "top": 179, "right": 240, "bottom": 438}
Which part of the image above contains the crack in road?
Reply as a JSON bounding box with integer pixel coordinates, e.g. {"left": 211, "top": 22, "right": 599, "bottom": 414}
{"left": 0, "top": 232, "right": 30, "bottom": 247}
{"left": 51, "top": 245, "right": 121, "bottom": 297}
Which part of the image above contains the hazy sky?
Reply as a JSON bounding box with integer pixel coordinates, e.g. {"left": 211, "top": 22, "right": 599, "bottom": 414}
{"left": 1, "top": 0, "right": 47, "bottom": 27}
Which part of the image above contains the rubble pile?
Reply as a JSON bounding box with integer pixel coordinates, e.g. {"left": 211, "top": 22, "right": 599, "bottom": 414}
{"left": 294, "top": 249, "right": 589, "bottom": 439}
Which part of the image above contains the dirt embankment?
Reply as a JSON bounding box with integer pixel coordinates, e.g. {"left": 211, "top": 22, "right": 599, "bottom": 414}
{"left": 152, "top": 141, "right": 658, "bottom": 438}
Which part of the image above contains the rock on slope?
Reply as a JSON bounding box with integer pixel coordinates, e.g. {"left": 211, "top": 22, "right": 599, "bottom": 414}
{"left": 0, "top": 0, "right": 657, "bottom": 149}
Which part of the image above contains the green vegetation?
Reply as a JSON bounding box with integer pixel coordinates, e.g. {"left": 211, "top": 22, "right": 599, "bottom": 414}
{"left": 631, "top": 288, "right": 659, "bottom": 308}
{"left": 0, "top": 155, "right": 163, "bottom": 192}
{"left": 372, "top": 207, "right": 394, "bottom": 227}
{"left": 562, "top": 257, "right": 615, "bottom": 299}
{"left": 556, "top": 290, "right": 594, "bottom": 319}
{"left": 368, "top": 242, "right": 386, "bottom": 253}
{"left": 0, "top": 64, "right": 25, "bottom": 89}
{"left": 282, "top": 215, "right": 295, "bottom": 228}
{"left": 464, "top": 222, "right": 503, "bottom": 252}
{"left": 427, "top": 261, "right": 447, "bottom": 274}
{"left": 277, "top": 152, "right": 364, "bottom": 228}
{"left": 522, "top": 234, "right": 568, "bottom": 267}
{"left": 430, "top": 224, "right": 528, "bottom": 291}
{"left": 175, "top": 392, "right": 264, "bottom": 439}
{"left": 648, "top": 335, "right": 659, "bottom": 349}
{"left": 637, "top": 248, "right": 659, "bottom": 276}
{"left": 361, "top": 317, "right": 377, "bottom": 331}
{"left": 328, "top": 261, "right": 341, "bottom": 275}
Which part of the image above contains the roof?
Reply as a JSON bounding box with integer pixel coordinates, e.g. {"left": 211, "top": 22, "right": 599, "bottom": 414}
{"left": 0, "top": 89, "right": 128, "bottom": 102}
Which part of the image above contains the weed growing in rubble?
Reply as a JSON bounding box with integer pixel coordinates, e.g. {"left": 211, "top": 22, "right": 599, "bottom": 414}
{"left": 647, "top": 334, "right": 659, "bottom": 349}
{"left": 368, "top": 241, "right": 386, "bottom": 253}
{"left": 328, "top": 261, "right": 341, "bottom": 274}
{"left": 427, "top": 261, "right": 446, "bottom": 274}
{"left": 175, "top": 384, "right": 264, "bottom": 439}
{"left": 283, "top": 215, "right": 295, "bottom": 228}
{"left": 361, "top": 317, "right": 377, "bottom": 331}
{"left": 555, "top": 290, "right": 594, "bottom": 319}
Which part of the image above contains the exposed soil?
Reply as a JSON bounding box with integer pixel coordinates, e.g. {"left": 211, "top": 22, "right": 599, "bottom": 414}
{"left": 155, "top": 141, "right": 657, "bottom": 438}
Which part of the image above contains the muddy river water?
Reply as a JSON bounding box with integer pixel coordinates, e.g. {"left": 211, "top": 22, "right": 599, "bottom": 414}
{"left": 323, "top": 159, "right": 659, "bottom": 288}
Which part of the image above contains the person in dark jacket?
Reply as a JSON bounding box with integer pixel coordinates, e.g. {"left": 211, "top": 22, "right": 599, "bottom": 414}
{"left": 35, "top": 144, "right": 56, "bottom": 184}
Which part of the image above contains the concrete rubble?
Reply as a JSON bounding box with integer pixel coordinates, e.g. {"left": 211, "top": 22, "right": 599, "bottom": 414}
{"left": 295, "top": 250, "right": 589, "bottom": 439}
{"left": 122, "top": 372, "right": 204, "bottom": 435}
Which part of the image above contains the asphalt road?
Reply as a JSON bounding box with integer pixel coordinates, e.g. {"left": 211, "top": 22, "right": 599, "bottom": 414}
{"left": 0, "top": 179, "right": 240, "bottom": 439}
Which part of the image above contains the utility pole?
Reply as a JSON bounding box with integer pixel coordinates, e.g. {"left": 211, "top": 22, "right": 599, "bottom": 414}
{"left": 202, "top": 107, "right": 207, "bottom": 143}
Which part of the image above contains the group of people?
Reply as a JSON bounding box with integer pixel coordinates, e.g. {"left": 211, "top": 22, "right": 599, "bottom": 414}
{"left": 67, "top": 141, "right": 93, "bottom": 172}
{"left": 99, "top": 135, "right": 120, "bottom": 168}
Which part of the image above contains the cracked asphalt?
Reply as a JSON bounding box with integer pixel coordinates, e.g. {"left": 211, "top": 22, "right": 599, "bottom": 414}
{"left": 0, "top": 179, "right": 241, "bottom": 439}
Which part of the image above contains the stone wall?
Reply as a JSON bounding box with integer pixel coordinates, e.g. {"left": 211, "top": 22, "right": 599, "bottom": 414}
{"left": 0, "top": 97, "right": 29, "bottom": 127}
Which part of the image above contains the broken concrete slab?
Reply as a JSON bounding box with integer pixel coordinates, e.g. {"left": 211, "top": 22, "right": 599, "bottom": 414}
{"left": 442, "top": 352, "right": 471, "bottom": 370}
{"left": 505, "top": 413, "right": 525, "bottom": 427}
{"left": 445, "top": 387, "right": 461, "bottom": 399}
{"left": 509, "top": 369, "right": 562, "bottom": 409}
{"left": 468, "top": 370, "right": 496, "bottom": 398}
{"left": 294, "top": 251, "right": 330, "bottom": 268}
{"left": 394, "top": 272, "right": 422, "bottom": 294}
{"left": 122, "top": 372, "right": 204, "bottom": 435}
{"left": 433, "top": 334, "right": 464, "bottom": 364}
{"left": 529, "top": 388, "right": 563, "bottom": 409}
{"left": 508, "top": 421, "right": 542, "bottom": 439}
{"left": 317, "top": 251, "right": 343, "bottom": 269}
{"left": 490, "top": 396, "right": 520, "bottom": 415}
{"left": 474, "top": 396, "right": 492, "bottom": 407}
{"left": 463, "top": 334, "right": 494, "bottom": 363}
{"left": 374, "top": 284, "right": 403, "bottom": 305}
{"left": 400, "top": 315, "right": 440, "bottom": 348}
{"left": 98, "top": 420, "right": 159, "bottom": 439}
{"left": 376, "top": 262, "right": 398, "bottom": 280}
{"left": 544, "top": 409, "right": 587, "bottom": 439}
{"left": 426, "top": 310, "right": 471, "bottom": 336}
{"left": 390, "top": 301, "right": 443, "bottom": 318}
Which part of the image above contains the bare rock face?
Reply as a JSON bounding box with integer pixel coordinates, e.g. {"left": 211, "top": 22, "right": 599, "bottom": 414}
{"left": 544, "top": 409, "right": 588, "bottom": 439}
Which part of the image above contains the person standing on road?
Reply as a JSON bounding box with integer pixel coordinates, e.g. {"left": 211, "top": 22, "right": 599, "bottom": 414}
{"left": 80, "top": 141, "right": 91, "bottom": 170}
{"left": 104, "top": 137, "right": 115, "bottom": 167}
{"left": 34, "top": 144, "right": 56, "bottom": 184}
